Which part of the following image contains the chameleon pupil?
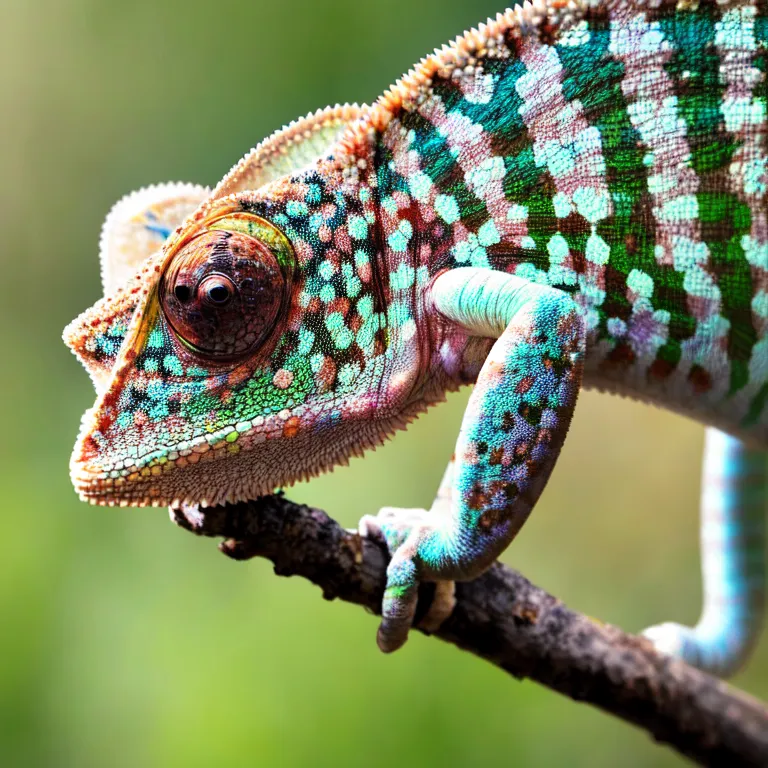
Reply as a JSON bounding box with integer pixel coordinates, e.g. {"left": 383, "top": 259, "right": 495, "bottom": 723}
{"left": 202, "top": 279, "right": 232, "bottom": 306}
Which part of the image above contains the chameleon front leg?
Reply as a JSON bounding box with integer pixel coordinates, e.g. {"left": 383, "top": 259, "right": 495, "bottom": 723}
{"left": 360, "top": 268, "right": 585, "bottom": 652}
{"left": 643, "top": 428, "right": 767, "bottom": 676}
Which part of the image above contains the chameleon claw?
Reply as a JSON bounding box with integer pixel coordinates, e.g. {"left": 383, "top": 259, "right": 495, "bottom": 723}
{"left": 357, "top": 513, "right": 386, "bottom": 545}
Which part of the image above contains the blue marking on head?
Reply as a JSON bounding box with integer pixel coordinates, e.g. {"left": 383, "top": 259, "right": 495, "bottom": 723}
{"left": 145, "top": 224, "right": 172, "bottom": 239}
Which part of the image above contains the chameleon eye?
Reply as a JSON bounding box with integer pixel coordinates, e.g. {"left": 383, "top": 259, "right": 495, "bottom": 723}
{"left": 160, "top": 226, "right": 286, "bottom": 360}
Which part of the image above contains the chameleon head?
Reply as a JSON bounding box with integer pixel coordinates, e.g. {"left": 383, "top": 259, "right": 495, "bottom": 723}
{"left": 67, "top": 202, "right": 326, "bottom": 507}
{"left": 67, "top": 190, "right": 425, "bottom": 508}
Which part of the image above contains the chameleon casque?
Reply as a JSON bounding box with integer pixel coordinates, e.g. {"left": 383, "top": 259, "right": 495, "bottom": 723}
{"left": 65, "top": 0, "right": 768, "bottom": 676}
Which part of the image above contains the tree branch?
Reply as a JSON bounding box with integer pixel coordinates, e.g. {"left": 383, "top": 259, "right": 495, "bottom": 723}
{"left": 171, "top": 494, "right": 768, "bottom": 767}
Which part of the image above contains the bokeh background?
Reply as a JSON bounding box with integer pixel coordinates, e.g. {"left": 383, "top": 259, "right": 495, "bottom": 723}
{"left": 2, "top": 1, "right": 767, "bottom": 765}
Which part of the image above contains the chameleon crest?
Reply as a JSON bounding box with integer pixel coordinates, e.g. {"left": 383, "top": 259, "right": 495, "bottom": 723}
{"left": 67, "top": 1, "right": 768, "bottom": 676}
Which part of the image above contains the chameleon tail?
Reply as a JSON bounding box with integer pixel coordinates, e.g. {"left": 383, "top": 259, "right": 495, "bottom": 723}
{"left": 644, "top": 428, "right": 766, "bottom": 676}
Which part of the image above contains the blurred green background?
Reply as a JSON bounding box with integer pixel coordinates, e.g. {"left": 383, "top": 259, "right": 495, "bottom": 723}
{"left": 2, "top": 1, "right": 766, "bottom": 766}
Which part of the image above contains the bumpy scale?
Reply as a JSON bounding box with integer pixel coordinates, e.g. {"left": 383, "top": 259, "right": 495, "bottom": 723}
{"left": 65, "top": 1, "right": 768, "bottom": 676}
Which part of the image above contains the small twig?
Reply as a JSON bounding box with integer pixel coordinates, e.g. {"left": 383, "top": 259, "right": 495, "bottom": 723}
{"left": 171, "top": 494, "right": 768, "bottom": 767}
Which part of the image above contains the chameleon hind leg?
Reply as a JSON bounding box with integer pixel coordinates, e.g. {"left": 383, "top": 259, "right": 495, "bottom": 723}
{"left": 359, "top": 267, "right": 585, "bottom": 652}
{"left": 643, "top": 428, "right": 767, "bottom": 676}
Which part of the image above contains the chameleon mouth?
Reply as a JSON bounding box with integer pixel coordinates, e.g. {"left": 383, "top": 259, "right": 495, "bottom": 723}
{"left": 70, "top": 462, "right": 159, "bottom": 508}
{"left": 68, "top": 404, "right": 290, "bottom": 508}
{"left": 69, "top": 390, "right": 436, "bottom": 509}
{"left": 69, "top": 437, "right": 272, "bottom": 509}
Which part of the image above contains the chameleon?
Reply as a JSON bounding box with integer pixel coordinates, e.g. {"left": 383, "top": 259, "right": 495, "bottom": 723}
{"left": 64, "top": 0, "right": 768, "bottom": 677}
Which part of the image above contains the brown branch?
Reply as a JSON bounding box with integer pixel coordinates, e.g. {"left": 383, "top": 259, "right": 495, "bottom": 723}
{"left": 171, "top": 494, "right": 768, "bottom": 767}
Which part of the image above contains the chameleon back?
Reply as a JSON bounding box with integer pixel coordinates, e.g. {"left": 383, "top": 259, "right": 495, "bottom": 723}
{"left": 367, "top": 0, "right": 768, "bottom": 444}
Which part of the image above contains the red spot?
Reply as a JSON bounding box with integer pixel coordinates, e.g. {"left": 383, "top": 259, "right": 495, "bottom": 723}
{"left": 334, "top": 228, "right": 351, "bottom": 252}
{"left": 602, "top": 343, "right": 635, "bottom": 369}
{"left": 489, "top": 447, "right": 504, "bottom": 465}
{"left": 467, "top": 485, "right": 489, "bottom": 512}
{"left": 649, "top": 358, "right": 675, "bottom": 380}
{"left": 515, "top": 376, "right": 534, "bottom": 395}
{"left": 688, "top": 365, "right": 712, "bottom": 395}
{"left": 317, "top": 357, "right": 336, "bottom": 392}
{"left": 358, "top": 264, "right": 372, "bottom": 283}
{"left": 329, "top": 297, "right": 351, "bottom": 316}
{"left": 82, "top": 435, "right": 100, "bottom": 459}
{"left": 539, "top": 23, "right": 557, "bottom": 45}
{"left": 571, "top": 249, "right": 586, "bottom": 275}
{"left": 535, "top": 429, "right": 551, "bottom": 446}
{"left": 283, "top": 416, "right": 301, "bottom": 438}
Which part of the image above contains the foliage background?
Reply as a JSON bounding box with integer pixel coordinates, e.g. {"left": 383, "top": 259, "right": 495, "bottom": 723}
{"left": 2, "top": 1, "right": 767, "bottom": 765}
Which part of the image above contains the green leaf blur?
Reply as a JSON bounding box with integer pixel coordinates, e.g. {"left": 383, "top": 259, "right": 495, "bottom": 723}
{"left": 1, "top": 1, "right": 765, "bottom": 766}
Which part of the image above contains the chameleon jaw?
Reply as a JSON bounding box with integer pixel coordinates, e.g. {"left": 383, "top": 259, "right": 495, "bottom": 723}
{"left": 69, "top": 394, "right": 438, "bottom": 508}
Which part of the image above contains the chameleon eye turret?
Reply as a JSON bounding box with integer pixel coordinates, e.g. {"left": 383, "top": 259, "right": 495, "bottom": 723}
{"left": 159, "top": 212, "right": 294, "bottom": 361}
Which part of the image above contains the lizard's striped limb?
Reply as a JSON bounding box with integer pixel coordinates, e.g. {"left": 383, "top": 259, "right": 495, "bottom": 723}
{"left": 643, "top": 428, "right": 767, "bottom": 676}
{"left": 360, "top": 268, "right": 584, "bottom": 652}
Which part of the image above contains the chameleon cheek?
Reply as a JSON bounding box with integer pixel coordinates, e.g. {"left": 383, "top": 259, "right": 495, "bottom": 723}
{"left": 160, "top": 227, "right": 287, "bottom": 361}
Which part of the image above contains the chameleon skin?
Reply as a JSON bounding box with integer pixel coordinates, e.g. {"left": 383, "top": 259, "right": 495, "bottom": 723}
{"left": 645, "top": 428, "right": 767, "bottom": 675}
{"left": 65, "top": 2, "right": 768, "bottom": 673}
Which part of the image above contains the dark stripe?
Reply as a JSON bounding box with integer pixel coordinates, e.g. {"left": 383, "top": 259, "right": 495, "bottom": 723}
{"left": 430, "top": 55, "right": 529, "bottom": 140}
{"left": 661, "top": 6, "right": 757, "bottom": 395}
{"left": 430, "top": 51, "right": 561, "bottom": 274}
{"left": 400, "top": 108, "right": 490, "bottom": 232}
{"left": 754, "top": 0, "right": 768, "bottom": 77}
{"left": 503, "top": 163, "right": 558, "bottom": 276}
{"left": 556, "top": 19, "right": 696, "bottom": 366}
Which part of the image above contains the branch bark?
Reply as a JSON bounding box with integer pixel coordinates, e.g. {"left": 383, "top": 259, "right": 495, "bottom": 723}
{"left": 171, "top": 494, "right": 768, "bottom": 767}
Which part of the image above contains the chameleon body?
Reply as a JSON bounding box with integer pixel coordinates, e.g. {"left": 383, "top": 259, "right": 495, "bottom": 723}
{"left": 65, "top": 0, "right": 768, "bottom": 675}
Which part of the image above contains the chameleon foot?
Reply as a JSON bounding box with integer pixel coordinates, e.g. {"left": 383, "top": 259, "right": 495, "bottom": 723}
{"left": 359, "top": 507, "right": 453, "bottom": 653}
